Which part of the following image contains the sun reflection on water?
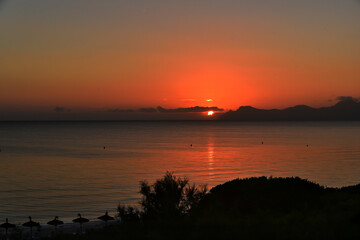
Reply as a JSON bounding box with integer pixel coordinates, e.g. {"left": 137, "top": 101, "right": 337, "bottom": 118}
{"left": 207, "top": 141, "right": 215, "bottom": 175}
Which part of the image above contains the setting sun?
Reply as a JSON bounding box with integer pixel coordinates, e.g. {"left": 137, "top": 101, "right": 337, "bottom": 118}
{"left": 207, "top": 111, "right": 214, "bottom": 116}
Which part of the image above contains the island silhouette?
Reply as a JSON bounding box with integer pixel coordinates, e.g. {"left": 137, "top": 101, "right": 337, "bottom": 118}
{"left": 219, "top": 97, "right": 360, "bottom": 121}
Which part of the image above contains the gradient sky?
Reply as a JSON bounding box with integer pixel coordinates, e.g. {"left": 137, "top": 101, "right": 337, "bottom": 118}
{"left": 0, "top": 0, "right": 359, "bottom": 120}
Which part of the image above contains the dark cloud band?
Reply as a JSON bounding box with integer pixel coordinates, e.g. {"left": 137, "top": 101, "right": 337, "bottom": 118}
{"left": 108, "top": 106, "right": 224, "bottom": 113}
{"left": 336, "top": 96, "right": 359, "bottom": 102}
{"left": 157, "top": 106, "right": 224, "bottom": 113}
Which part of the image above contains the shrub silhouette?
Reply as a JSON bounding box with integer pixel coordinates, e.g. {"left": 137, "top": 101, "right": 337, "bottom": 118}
{"left": 194, "top": 176, "right": 326, "bottom": 223}
{"left": 139, "top": 171, "right": 207, "bottom": 222}
{"left": 117, "top": 205, "right": 140, "bottom": 223}
{"left": 48, "top": 175, "right": 360, "bottom": 240}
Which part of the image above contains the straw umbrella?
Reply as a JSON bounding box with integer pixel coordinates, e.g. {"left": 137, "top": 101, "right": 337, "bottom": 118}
{"left": 22, "top": 216, "right": 40, "bottom": 239}
{"left": 98, "top": 211, "right": 114, "bottom": 225}
{"left": 47, "top": 216, "right": 64, "bottom": 233}
{"left": 0, "top": 218, "right": 16, "bottom": 239}
{"left": 72, "top": 213, "right": 89, "bottom": 234}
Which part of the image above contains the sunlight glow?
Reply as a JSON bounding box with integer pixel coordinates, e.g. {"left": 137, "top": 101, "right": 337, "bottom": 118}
{"left": 207, "top": 111, "right": 214, "bottom": 116}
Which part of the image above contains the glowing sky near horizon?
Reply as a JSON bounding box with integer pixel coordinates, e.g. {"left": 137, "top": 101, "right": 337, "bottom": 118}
{"left": 0, "top": 0, "right": 359, "bottom": 114}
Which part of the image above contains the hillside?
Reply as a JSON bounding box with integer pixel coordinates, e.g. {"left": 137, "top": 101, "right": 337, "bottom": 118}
{"left": 219, "top": 99, "right": 360, "bottom": 121}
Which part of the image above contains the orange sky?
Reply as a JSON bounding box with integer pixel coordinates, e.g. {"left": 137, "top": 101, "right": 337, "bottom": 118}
{"left": 0, "top": 0, "right": 359, "bottom": 119}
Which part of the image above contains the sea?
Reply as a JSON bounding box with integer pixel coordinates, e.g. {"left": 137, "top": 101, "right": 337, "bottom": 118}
{"left": 0, "top": 121, "right": 360, "bottom": 224}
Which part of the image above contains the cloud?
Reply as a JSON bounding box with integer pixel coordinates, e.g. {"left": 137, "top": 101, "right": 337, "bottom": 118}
{"left": 336, "top": 96, "right": 359, "bottom": 102}
{"left": 107, "top": 106, "right": 224, "bottom": 114}
{"left": 108, "top": 109, "right": 135, "bottom": 113}
{"left": 181, "top": 99, "right": 196, "bottom": 102}
{"left": 206, "top": 99, "right": 213, "bottom": 102}
{"left": 157, "top": 106, "right": 224, "bottom": 113}
{"left": 54, "top": 106, "right": 65, "bottom": 112}
{"left": 108, "top": 108, "right": 157, "bottom": 113}
{"left": 138, "top": 107, "right": 157, "bottom": 113}
{"left": 54, "top": 106, "right": 71, "bottom": 112}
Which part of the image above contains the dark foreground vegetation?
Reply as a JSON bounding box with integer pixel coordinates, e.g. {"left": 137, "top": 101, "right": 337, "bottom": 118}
{"left": 48, "top": 173, "right": 360, "bottom": 240}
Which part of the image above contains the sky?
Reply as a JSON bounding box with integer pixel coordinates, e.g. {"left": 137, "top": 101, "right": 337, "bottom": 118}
{"left": 0, "top": 0, "right": 359, "bottom": 120}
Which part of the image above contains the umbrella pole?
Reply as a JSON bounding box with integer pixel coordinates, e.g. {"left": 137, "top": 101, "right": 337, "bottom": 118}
{"left": 80, "top": 223, "right": 82, "bottom": 234}
{"left": 30, "top": 226, "right": 33, "bottom": 239}
{"left": 5, "top": 228, "right": 8, "bottom": 240}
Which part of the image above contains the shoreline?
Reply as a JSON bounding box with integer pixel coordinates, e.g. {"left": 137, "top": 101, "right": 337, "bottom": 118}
{"left": 3, "top": 175, "right": 360, "bottom": 239}
{"left": 0, "top": 219, "right": 120, "bottom": 239}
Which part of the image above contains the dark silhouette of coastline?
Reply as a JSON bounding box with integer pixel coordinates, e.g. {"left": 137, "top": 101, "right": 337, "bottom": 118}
{"left": 42, "top": 173, "right": 360, "bottom": 240}
{"left": 219, "top": 98, "right": 360, "bottom": 121}
{"left": 1, "top": 98, "right": 360, "bottom": 121}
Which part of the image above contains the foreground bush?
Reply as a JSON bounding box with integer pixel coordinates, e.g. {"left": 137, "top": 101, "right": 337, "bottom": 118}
{"left": 47, "top": 174, "right": 360, "bottom": 240}
{"left": 137, "top": 171, "right": 207, "bottom": 222}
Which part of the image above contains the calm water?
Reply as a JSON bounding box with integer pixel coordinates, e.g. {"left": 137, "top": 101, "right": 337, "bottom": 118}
{"left": 0, "top": 121, "right": 360, "bottom": 223}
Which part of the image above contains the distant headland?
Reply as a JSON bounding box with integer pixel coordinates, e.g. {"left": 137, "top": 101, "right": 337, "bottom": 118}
{"left": 1, "top": 98, "right": 360, "bottom": 121}
{"left": 218, "top": 98, "right": 360, "bottom": 121}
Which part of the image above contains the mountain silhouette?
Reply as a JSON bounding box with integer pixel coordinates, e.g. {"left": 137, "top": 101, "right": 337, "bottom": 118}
{"left": 219, "top": 99, "right": 360, "bottom": 121}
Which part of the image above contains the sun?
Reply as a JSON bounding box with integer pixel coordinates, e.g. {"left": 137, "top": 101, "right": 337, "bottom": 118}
{"left": 207, "top": 111, "right": 214, "bottom": 116}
